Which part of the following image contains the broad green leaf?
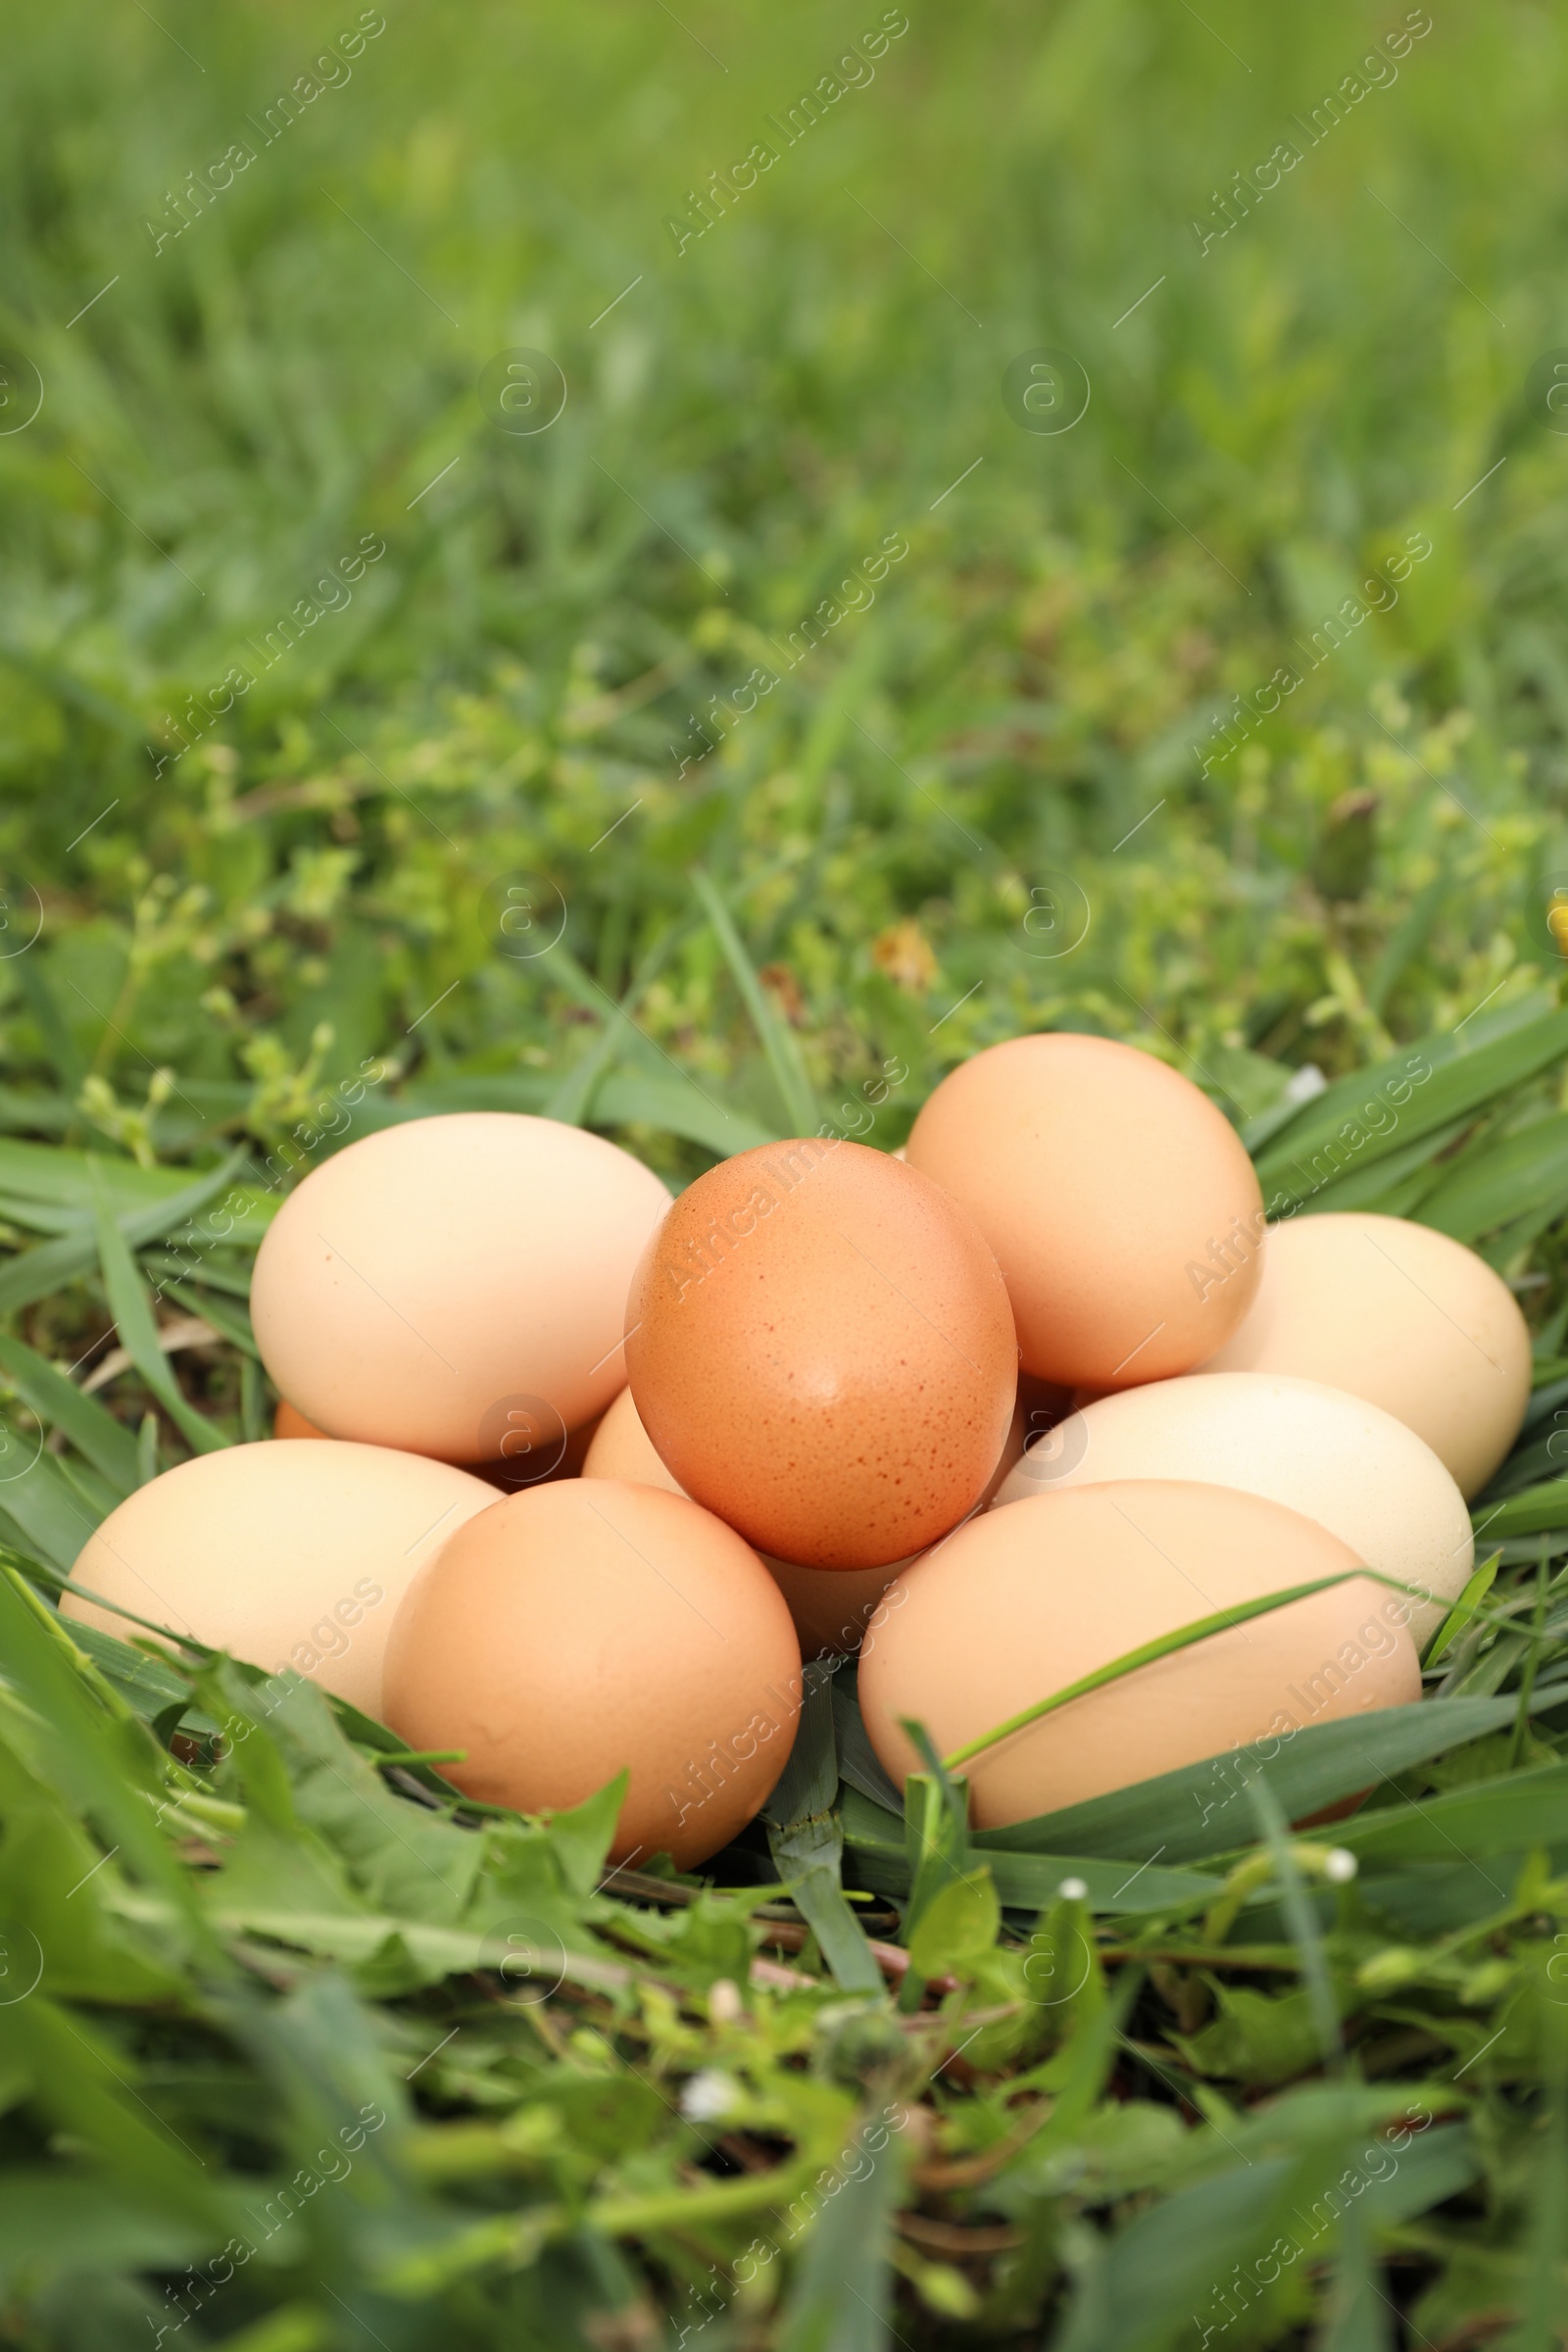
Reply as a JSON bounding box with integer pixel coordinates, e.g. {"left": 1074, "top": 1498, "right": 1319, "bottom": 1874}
{"left": 0, "top": 1996, "right": 237, "bottom": 2240}
{"left": 906, "top": 1867, "right": 1000, "bottom": 1979}
{"left": 1172, "top": 1982, "right": 1329, "bottom": 2086}
{"left": 1052, "top": 2119, "right": 1477, "bottom": 2352}
{"left": 0, "top": 1725, "right": 182, "bottom": 2005}
{"left": 0, "top": 2176, "right": 214, "bottom": 2304}
{"left": 0, "top": 1564, "right": 211, "bottom": 1950}
{"left": 215, "top": 1669, "right": 483, "bottom": 1927}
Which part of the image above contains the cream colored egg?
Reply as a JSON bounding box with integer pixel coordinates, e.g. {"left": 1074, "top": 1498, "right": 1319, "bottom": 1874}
{"left": 1197, "top": 1211, "right": 1531, "bottom": 1496}
{"left": 584, "top": 1385, "right": 901, "bottom": 1655}
{"left": 994, "top": 1370, "right": 1473, "bottom": 1646}
{"left": 858, "top": 1481, "right": 1422, "bottom": 1828}
{"left": 251, "top": 1113, "right": 670, "bottom": 1462}
{"left": 382, "top": 1480, "right": 802, "bottom": 1870}
{"left": 62, "top": 1441, "right": 497, "bottom": 1716}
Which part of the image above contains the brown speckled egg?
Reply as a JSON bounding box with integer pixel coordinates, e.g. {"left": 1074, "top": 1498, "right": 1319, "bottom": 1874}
{"left": 252, "top": 1113, "right": 669, "bottom": 1462}
{"left": 1197, "top": 1211, "right": 1532, "bottom": 1497}
{"left": 858, "top": 1480, "right": 1420, "bottom": 1827}
{"left": 906, "top": 1033, "right": 1264, "bottom": 1390}
{"left": 382, "top": 1480, "right": 802, "bottom": 1869}
{"left": 625, "top": 1138, "right": 1017, "bottom": 1569}
{"left": 583, "top": 1384, "right": 903, "bottom": 1656}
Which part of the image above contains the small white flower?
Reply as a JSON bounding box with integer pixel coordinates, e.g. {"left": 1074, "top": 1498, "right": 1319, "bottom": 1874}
{"left": 1057, "top": 1877, "right": 1089, "bottom": 1902}
{"left": 681, "top": 2070, "right": 739, "bottom": 2123}
{"left": 708, "top": 1978, "right": 744, "bottom": 2026}
{"left": 1325, "top": 1848, "right": 1358, "bottom": 1884}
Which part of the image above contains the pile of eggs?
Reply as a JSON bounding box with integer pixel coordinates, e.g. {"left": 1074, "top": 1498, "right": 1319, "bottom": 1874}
{"left": 63, "top": 1033, "right": 1531, "bottom": 1869}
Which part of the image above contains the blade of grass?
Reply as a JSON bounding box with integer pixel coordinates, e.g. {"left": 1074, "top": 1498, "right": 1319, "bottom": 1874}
{"left": 1424, "top": 1550, "right": 1499, "bottom": 1666}
{"left": 544, "top": 925, "right": 684, "bottom": 1127}
{"left": 978, "top": 1680, "right": 1568, "bottom": 1865}
{"left": 763, "top": 1662, "right": 884, "bottom": 1994}
{"left": 156, "top": 1277, "right": 259, "bottom": 1358}
{"left": 944, "top": 1573, "right": 1386, "bottom": 1770}
{"left": 1253, "top": 1005, "right": 1568, "bottom": 1210}
{"left": 1509, "top": 1545, "right": 1552, "bottom": 1770}
{"left": 692, "top": 867, "right": 817, "bottom": 1136}
{"left": 89, "top": 1158, "right": 227, "bottom": 1455}
{"left": 1245, "top": 1773, "right": 1344, "bottom": 2073}
{"left": 0, "top": 1145, "right": 251, "bottom": 1316}
{"left": 946, "top": 1563, "right": 1534, "bottom": 1778}
{"left": 538, "top": 937, "right": 767, "bottom": 1152}
{"left": 0, "top": 1449, "right": 104, "bottom": 1570}
{"left": 0, "top": 1328, "right": 139, "bottom": 1493}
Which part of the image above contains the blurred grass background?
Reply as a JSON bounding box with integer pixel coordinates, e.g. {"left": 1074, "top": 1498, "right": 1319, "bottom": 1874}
{"left": 0, "top": 0, "right": 1562, "bottom": 1163}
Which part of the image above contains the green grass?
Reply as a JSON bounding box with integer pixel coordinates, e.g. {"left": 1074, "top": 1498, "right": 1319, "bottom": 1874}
{"left": 4, "top": 0, "right": 1568, "bottom": 2341}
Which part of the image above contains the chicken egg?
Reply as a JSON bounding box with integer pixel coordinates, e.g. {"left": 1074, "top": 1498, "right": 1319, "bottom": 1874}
{"left": 1197, "top": 1211, "right": 1531, "bottom": 1496}
{"left": 61, "top": 1441, "right": 497, "bottom": 1716}
{"left": 583, "top": 1383, "right": 903, "bottom": 1656}
{"left": 381, "top": 1479, "right": 802, "bottom": 1869}
{"left": 625, "top": 1137, "right": 1016, "bottom": 1568}
{"left": 905, "top": 1032, "right": 1264, "bottom": 1389}
{"left": 994, "top": 1370, "right": 1473, "bottom": 1645}
{"left": 272, "top": 1395, "right": 607, "bottom": 1490}
{"left": 858, "top": 1480, "right": 1421, "bottom": 1827}
{"left": 252, "top": 1113, "right": 669, "bottom": 1462}
{"left": 274, "top": 1399, "right": 325, "bottom": 1441}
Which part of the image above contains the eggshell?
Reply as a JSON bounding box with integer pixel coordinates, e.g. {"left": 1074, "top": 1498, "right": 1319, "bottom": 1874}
{"left": 583, "top": 1384, "right": 903, "bottom": 1656}
{"left": 274, "top": 1399, "right": 326, "bottom": 1441}
{"left": 905, "top": 1033, "right": 1264, "bottom": 1390}
{"left": 471, "top": 1403, "right": 607, "bottom": 1494}
{"left": 252, "top": 1114, "right": 669, "bottom": 1461}
{"left": 858, "top": 1481, "right": 1421, "bottom": 1827}
{"left": 625, "top": 1137, "right": 1017, "bottom": 1568}
{"left": 994, "top": 1370, "right": 1474, "bottom": 1645}
{"left": 273, "top": 1395, "right": 607, "bottom": 1489}
{"left": 381, "top": 1479, "right": 803, "bottom": 1869}
{"left": 61, "top": 1441, "right": 497, "bottom": 1716}
{"left": 1197, "top": 1211, "right": 1531, "bottom": 1496}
